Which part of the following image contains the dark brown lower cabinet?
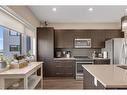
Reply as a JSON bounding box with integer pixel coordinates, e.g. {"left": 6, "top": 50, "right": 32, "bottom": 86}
{"left": 37, "top": 27, "right": 54, "bottom": 77}
{"left": 43, "top": 59, "right": 75, "bottom": 77}
{"left": 94, "top": 59, "right": 110, "bottom": 64}
{"left": 44, "top": 59, "right": 55, "bottom": 77}
{"left": 83, "top": 68, "right": 105, "bottom": 89}
{"left": 53, "top": 60, "right": 75, "bottom": 77}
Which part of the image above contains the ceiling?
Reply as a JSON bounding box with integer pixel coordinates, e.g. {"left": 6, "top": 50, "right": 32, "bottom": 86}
{"left": 29, "top": 6, "right": 127, "bottom": 23}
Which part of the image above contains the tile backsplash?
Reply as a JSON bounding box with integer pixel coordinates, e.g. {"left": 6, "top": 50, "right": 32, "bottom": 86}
{"left": 72, "top": 49, "right": 101, "bottom": 57}
{"left": 55, "top": 48, "right": 101, "bottom": 57}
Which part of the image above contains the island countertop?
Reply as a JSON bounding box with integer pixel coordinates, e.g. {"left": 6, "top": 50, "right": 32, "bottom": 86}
{"left": 82, "top": 65, "right": 127, "bottom": 88}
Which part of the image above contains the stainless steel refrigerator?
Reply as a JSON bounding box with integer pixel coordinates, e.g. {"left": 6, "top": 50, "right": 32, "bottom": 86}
{"left": 102, "top": 38, "right": 127, "bottom": 64}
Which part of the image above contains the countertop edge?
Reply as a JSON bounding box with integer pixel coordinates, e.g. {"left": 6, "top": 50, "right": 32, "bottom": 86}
{"left": 82, "top": 65, "right": 107, "bottom": 88}
{"left": 83, "top": 65, "right": 127, "bottom": 89}
{"left": 54, "top": 57, "right": 110, "bottom": 61}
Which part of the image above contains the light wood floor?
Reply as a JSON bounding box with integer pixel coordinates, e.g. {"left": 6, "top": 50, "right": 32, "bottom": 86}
{"left": 43, "top": 77, "right": 83, "bottom": 89}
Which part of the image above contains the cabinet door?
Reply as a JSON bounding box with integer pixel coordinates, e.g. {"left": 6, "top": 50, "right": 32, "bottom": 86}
{"left": 37, "top": 27, "right": 54, "bottom": 77}
{"left": 55, "top": 30, "right": 75, "bottom": 48}
{"left": 44, "top": 59, "right": 55, "bottom": 77}
{"left": 37, "top": 27, "right": 54, "bottom": 60}
{"left": 91, "top": 30, "right": 106, "bottom": 48}
{"left": 105, "top": 30, "right": 124, "bottom": 40}
{"left": 74, "top": 30, "right": 91, "bottom": 39}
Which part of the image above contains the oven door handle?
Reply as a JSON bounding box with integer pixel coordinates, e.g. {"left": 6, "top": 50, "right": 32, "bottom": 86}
{"left": 76, "top": 62, "right": 94, "bottom": 64}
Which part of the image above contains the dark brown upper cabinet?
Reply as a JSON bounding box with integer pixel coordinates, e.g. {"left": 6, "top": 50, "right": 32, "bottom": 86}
{"left": 55, "top": 30, "right": 75, "bottom": 48}
{"left": 105, "top": 30, "right": 124, "bottom": 40}
{"left": 37, "top": 27, "right": 54, "bottom": 60}
{"left": 91, "top": 30, "right": 106, "bottom": 48}
{"left": 74, "top": 30, "right": 91, "bottom": 39}
{"left": 54, "top": 29, "right": 123, "bottom": 49}
{"left": 37, "top": 27, "right": 55, "bottom": 77}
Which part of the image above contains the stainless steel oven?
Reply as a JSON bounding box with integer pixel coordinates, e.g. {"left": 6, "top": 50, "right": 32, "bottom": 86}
{"left": 75, "top": 56, "right": 94, "bottom": 80}
{"left": 74, "top": 38, "right": 91, "bottom": 48}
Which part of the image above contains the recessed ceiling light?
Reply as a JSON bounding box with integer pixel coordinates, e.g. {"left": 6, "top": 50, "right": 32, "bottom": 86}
{"left": 88, "top": 8, "right": 93, "bottom": 12}
{"left": 52, "top": 8, "right": 56, "bottom": 11}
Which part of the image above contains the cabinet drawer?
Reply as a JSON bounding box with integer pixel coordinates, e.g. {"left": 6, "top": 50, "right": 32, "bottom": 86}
{"left": 54, "top": 60, "right": 74, "bottom": 66}
{"left": 55, "top": 72, "right": 73, "bottom": 77}
{"left": 53, "top": 60, "right": 75, "bottom": 77}
{"left": 55, "top": 63, "right": 73, "bottom": 68}
{"left": 55, "top": 67, "right": 73, "bottom": 72}
{"left": 94, "top": 60, "right": 110, "bottom": 64}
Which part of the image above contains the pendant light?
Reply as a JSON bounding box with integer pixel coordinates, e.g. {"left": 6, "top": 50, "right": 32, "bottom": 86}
{"left": 121, "top": 9, "right": 127, "bottom": 32}
{"left": 121, "top": 16, "right": 127, "bottom": 32}
{"left": 121, "top": 9, "right": 127, "bottom": 64}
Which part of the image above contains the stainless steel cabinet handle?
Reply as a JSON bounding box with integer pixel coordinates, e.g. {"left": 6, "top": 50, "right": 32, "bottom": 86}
{"left": 66, "top": 73, "right": 72, "bottom": 75}
{"left": 54, "top": 61, "right": 62, "bottom": 63}
{"left": 56, "top": 66, "right": 72, "bottom": 68}
{"left": 56, "top": 66, "right": 64, "bottom": 67}
{"left": 56, "top": 73, "right": 63, "bottom": 75}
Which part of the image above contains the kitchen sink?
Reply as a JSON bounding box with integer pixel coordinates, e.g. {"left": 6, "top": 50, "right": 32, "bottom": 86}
{"left": 117, "top": 65, "right": 127, "bottom": 70}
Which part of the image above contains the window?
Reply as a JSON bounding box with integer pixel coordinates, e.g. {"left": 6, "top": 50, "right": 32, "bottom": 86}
{"left": 0, "top": 26, "right": 3, "bottom": 55}
{"left": 10, "top": 45, "right": 20, "bottom": 52}
{"left": 26, "top": 36, "right": 31, "bottom": 52}
{"left": 0, "top": 25, "right": 21, "bottom": 57}
{"left": 9, "top": 30, "right": 21, "bottom": 36}
{"left": 0, "top": 8, "right": 35, "bottom": 58}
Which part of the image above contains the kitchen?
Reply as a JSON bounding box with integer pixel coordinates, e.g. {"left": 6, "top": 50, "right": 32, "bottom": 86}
{"left": 1, "top": 5, "right": 127, "bottom": 90}
{"left": 37, "top": 28, "right": 123, "bottom": 80}
{"left": 35, "top": 6, "right": 127, "bottom": 89}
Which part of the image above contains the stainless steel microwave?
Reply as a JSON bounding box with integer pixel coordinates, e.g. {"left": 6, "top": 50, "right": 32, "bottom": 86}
{"left": 74, "top": 38, "right": 91, "bottom": 48}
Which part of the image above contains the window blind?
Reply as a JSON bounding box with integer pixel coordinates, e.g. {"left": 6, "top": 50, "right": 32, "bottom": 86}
{"left": 0, "top": 9, "right": 24, "bottom": 34}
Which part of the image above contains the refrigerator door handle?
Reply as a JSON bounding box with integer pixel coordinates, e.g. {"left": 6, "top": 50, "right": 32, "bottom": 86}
{"left": 124, "top": 39, "right": 127, "bottom": 64}
{"left": 120, "top": 40, "right": 126, "bottom": 64}
{"left": 125, "top": 43, "right": 127, "bottom": 64}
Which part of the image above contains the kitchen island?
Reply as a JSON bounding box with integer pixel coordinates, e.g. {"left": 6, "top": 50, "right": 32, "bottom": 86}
{"left": 83, "top": 65, "right": 127, "bottom": 89}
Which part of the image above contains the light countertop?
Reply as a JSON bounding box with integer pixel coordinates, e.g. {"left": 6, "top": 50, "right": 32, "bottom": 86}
{"left": 82, "top": 65, "right": 127, "bottom": 88}
{"left": 0, "top": 61, "right": 43, "bottom": 89}
{"left": 0, "top": 62, "right": 43, "bottom": 76}
{"left": 54, "top": 57, "right": 110, "bottom": 60}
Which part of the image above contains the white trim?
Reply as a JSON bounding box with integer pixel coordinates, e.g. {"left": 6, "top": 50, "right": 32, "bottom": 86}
{"left": 0, "top": 6, "right": 36, "bottom": 32}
